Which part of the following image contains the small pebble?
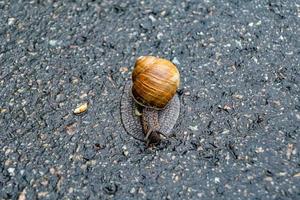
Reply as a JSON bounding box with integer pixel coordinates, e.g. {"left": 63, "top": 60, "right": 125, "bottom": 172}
{"left": 293, "top": 172, "right": 300, "bottom": 177}
{"left": 184, "top": 91, "right": 191, "bottom": 96}
{"left": 223, "top": 104, "right": 232, "bottom": 110}
{"left": 214, "top": 177, "right": 220, "bottom": 183}
{"left": 189, "top": 125, "right": 198, "bottom": 131}
{"left": 233, "top": 94, "right": 243, "bottom": 99}
{"left": 8, "top": 17, "right": 16, "bottom": 25}
{"left": 264, "top": 177, "right": 273, "bottom": 182}
{"left": 122, "top": 145, "right": 129, "bottom": 156}
{"left": 123, "top": 150, "right": 129, "bottom": 156}
{"left": 149, "top": 15, "right": 156, "bottom": 22}
{"left": 49, "top": 40, "right": 62, "bottom": 46}
{"left": 82, "top": 91, "right": 91, "bottom": 98}
{"left": 138, "top": 188, "right": 146, "bottom": 197}
{"left": 41, "top": 179, "right": 49, "bottom": 187}
{"left": 38, "top": 192, "right": 48, "bottom": 198}
{"left": 255, "top": 147, "right": 264, "bottom": 153}
{"left": 119, "top": 67, "right": 128, "bottom": 73}
{"left": 172, "top": 57, "right": 180, "bottom": 65}
{"left": 286, "top": 144, "right": 294, "bottom": 160}
{"left": 18, "top": 189, "right": 26, "bottom": 200}
{"left": 8, "top": 168, "right": 15, "bottom": 176}
{"left": 256, "top": 20, "right": 262, "bottom": 25}
{"left": 130, "top": 187, "right": 136, "bottom": 194}
{"left": 157, "top": 32, "right": 164, "bottom": 40}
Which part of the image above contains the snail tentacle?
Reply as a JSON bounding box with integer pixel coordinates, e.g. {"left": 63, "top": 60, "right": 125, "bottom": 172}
{"left": 144, "top": 127, "right": 153, "bottom": 141}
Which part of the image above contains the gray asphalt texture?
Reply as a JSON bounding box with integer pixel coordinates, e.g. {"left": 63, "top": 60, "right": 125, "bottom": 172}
{"left": 1, "top": 0, "right": 300, "bottom": 199}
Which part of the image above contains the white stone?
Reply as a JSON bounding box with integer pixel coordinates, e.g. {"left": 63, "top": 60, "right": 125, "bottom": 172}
{"left": 172, "top": 57, "right": 180, "bottom": 65}
{"left": 8, "top": 18, "right": 16, "bottom": 25}
{"left": 157, "top": 32, "right": 164, "bottom": 40}
{"left": 188, "top": 125, "right": 198, "bottom": 131}
{"left": 8, "top": 168, "right": 15, "bottom": 176}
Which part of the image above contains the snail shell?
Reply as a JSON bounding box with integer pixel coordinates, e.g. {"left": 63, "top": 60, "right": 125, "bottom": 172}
{"left": 131, "top": 56, "right": 180, "bottom": 109}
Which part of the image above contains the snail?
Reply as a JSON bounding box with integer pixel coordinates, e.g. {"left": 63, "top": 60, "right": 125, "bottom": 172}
{"left": 120, "top": 56, "right": 180, "bottom": 146}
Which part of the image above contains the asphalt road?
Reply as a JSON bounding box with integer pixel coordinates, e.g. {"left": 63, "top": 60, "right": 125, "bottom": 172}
{"left": 1, "top": 0, "right": 299, "bottom": 199}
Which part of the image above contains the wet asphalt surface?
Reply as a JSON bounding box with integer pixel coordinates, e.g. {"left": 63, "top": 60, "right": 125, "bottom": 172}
{"left": 1, "top": 0, "right": 300, "bottom": 199}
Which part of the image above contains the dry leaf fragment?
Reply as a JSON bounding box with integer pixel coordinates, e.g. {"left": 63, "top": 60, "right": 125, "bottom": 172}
{"left": 73, "top": 103, "right": 88, "bottom": 114}
{"left": 293, "top": 172, "right": 300, "bottom": 177}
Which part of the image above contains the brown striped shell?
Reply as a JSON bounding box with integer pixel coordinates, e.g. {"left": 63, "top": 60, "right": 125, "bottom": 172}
{"left": 131, "top": 56, "right": 180, "bottom": 109}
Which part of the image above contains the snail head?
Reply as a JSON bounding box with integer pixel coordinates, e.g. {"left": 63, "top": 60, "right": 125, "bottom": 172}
{"left": 145, "top": 129, "right": 165, "bottom": 147}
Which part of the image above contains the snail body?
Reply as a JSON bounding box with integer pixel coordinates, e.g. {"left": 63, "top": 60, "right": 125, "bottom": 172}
{"left": 141, "top": 107, "right": 161, "bottom": 146}
{"left": 120, "top": 82, "right": 180, "bottom": 144}
{"left": 121, "top": 56, "right": 181, "bottom": 146}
